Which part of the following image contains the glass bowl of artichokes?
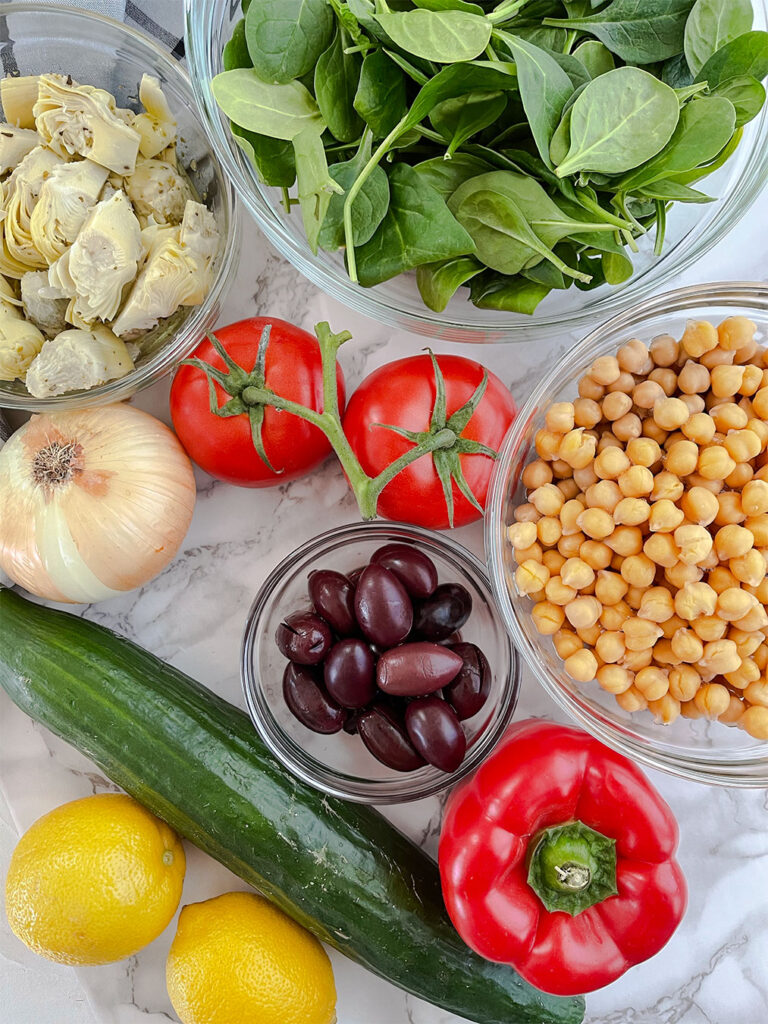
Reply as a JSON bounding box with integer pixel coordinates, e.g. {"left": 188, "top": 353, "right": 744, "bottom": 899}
{"left": 0, "top": 3, "right": 239, "bottom": 411}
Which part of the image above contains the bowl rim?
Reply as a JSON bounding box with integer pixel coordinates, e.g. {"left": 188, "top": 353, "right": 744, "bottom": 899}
{"left": 485, "top": 279, "right": 768, "bottom": 787}
{"left": 0, "top": 0, "right": 242, "bottom": 411}
{"left": 241, "top": 520, "right": 520, "bottom": 804}
{"left": 184, "top": 0, "right": 768, "bottom": 340}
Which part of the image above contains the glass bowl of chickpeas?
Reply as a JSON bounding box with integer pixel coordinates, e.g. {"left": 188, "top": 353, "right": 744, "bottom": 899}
{"left": 486, "top": 281, "right": 768, "bottom": 787}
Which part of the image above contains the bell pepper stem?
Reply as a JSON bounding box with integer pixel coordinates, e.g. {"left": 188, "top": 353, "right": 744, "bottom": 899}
{"left": 527, "top": 821, "right": 618, "bottom": 917}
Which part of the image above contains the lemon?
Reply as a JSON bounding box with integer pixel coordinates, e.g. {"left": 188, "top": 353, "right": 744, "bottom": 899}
{"left": 166, "top": 891, "right": 337, "bottom": 1024}
{"left": 5, "top": 793, "right": 185, "bottom": 965}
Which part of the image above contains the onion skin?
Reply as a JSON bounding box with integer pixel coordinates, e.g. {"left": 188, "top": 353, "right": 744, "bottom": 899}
{"left": 0, "top": 404, "right": 196, "bottom": 603}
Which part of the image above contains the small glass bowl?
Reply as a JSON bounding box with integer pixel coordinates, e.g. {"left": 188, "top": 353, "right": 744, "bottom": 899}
{"left": 0, "top": 2, "right": 240, "bottom": 411}
{"left": 486, "top": 281, "right": 768, "bottom": 787}
{"left": 241, "top": 522, "right": 519, "bottom": 803}
{"left": 185, "top": 0, "right": 768, "bottom": 342}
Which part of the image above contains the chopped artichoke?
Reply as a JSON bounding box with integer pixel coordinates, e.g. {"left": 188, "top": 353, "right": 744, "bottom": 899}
{"left": 0, "top": 76, "right": 39, "bottom": 129}
{"left": 29, "top": 159, "right": 109, "bottom": 263}
{"left": 25, "top": 324, "right": 134, "bottom": 397}
{"left": 21, "top": 270, "right": 68, "bottom": 338}
{"left": 112, "top": 200, "right": 219, "bottom": 338}
{"left": 0, "top": 272, "right": 22, "bottom": 309}
{"left": 133, "top": 74, "right": 177, "bottom": 160}
{"left": 0, "top": 298, "right": 45, "bottom": 380}
{"left": 124, "top": 157, "right": 192, "bottom": 226}
{"left": 3, "top": 145, "right": 64, "bottom": 270}
{"left": 0, "top": 124, "right": 39, "bottom": 175}
{"left": 34, "top": 74, "right": 141, "bottom": 175}
{"left": 47, "top": 190, "right": 143, "bottom": 325}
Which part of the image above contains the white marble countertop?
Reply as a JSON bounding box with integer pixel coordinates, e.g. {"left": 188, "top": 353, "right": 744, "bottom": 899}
{"left": 3, "top": 71, "right": 768, "bottom": 1024}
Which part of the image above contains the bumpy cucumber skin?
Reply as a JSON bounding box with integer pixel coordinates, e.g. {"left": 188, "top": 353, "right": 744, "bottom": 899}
{"left": 0, "top": 590, "right": 584, "bottom": 1024}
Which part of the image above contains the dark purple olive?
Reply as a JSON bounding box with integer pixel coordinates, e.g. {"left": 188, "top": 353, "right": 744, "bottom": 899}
{"left": 324, "top": 638, "right": 376, "bottom": 709}
{"left": 358, "top": 703, "right": 426, "bottom": 772}
{"left": 377, "top": 642, "right": 463, "bottom": 697}
{"left": 282, "top": 663, "right": 347, "bottom": 734}
{"left": 308, "top": 569, "right": 357, "bottom": 635}
{"left": 371, "top": 544, "right": 438, "bottom": 599}
{"left": 444, "top": 643, "right": 491, "bottom": 720}
{"left": 412, "top": 583, "right": 472, "bottom": 642}
{"left": 342, "top": 712, "right": 360, "bottom": 735}
{"left": 276, "top": 611, "right": 332, "bottom": 664}
{"left": 347, "top": 566, "right": 365, "bottom": 589}
{"left": 354, "top": 564, "right": 413, "bottom": 646}
{"left": 405, "top": 697, "right": 466, "bottom": 773}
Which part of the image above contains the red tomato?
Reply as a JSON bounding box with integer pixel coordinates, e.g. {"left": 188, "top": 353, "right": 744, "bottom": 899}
{"left": 170, "top": 317, "right": 345, "bottom": 487}
{"left": 342, "top": 354, "right": 516, "bottom": 529}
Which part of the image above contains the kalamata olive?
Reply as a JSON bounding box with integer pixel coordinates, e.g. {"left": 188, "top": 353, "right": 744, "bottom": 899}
{"left": 377, "top": 642, "right": 463, "bottom": 697}
{"left": 371, "top": 544, "right": 438, "bottom": 598}
{"left": 282, "top": 663, "right": 347, "bottom": 734}
{"left": 342, "top": 712, "right": 360, "bottom": 735}
{"left": 347, "top": 566, "right": 365, "bottom": 589}
{"left": 276, "top": 611, "right": 332, "bottom": 664}
{"left": 405, "top": 697, "right": 466, "bottom": 773}
{"left": 324, "top": 638, "right": 376, "bottom": 708}
{"left": 358, "top": 703, "right": 426, "bottom": 772}
{"left": 308, "top": 569, "right": 357, "bottom": 635}
{"left": 412, "top": 583, "right": 472, "bottom": 642}
{"left": 444, "top": 643, "right": 491, "bottom": 720}
{"left": 354, "top": 564, "right": 413, "bottom": 646}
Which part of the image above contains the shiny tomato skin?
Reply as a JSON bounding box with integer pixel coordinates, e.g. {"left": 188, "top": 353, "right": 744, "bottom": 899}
{"left": 170, "top": 318, "right": 345, "bottom": 488}
{"left": 342, "top": 354, "right": 516, "bottom": 529}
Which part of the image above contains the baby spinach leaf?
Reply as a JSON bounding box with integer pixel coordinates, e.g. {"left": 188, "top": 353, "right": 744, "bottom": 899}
{"left": 714, "top": 75, "right": 766, "bottom": 126}
{"left": 414, "top": 0, "right": 486, "bottom": 13}
{"left": 602, "top": 250, "right": 633, "bottom": 284}
{"left": 383, "top": 48, "right": 431, "bottom": 86}
{"left": 212, "top": 70, "right": 326, "bottom": 139}
{"left": 510, "top": 25, "right": 569, "bottom": 52}
{"left": 541, "top": 47, "right": 592, "bottom": 90}
{"left": 223, "top": 19, "right": 252, "bottom": 71}
{"left": 293, "top": 127, "right": 344, "bottom": 253}
{"left": 662, "top": 52, "right": 695, "bottom": 88}
{"left": 318, "top": 133, "right": 390, "bottom": 249}
{"left": 400, "top": 60, "right": 520, "bottom": 136}
{"left": 669, "top": 125, "right": 742, "bottom": 184}
{"left": 694, "top": 31, "right": 768, "bottom": 88}
{"left": 521, "top": 257, "right": 570, "bottom": 290}
{"left": 554, "top": 67, "right": 680, "bottom": 177}
{"left": 635, "top": 178, "right": 715, "bottom": 202}
{"left": 573, "top": 40, "right": 615, "bottom": 78}
{"left": 231, "top": 124, "right": 297, "bottom": 187}
{"left": 496, "top": 34, "right": 574, "bottom": 168}
{"left": 327, "top": 0, "right": 374, "bottom": 51}
{"left": 354, "top": 51, "right": 408, "bottom": 137}
{"left": 417, "top": 255, "right": 484, "bottom": 311}
{"left": 245, "top": 0, "right": 334, "bottom": 84}
{"left": 684, "top": 0, "right": 753, "bottom": 78}
{"left": 315, "top": 28, "right": 364, "bottom": 142}
{"left": 543, "top": 0, "right": 696, "bottom": 65}
{"left": 356, "top": 163, "right": 476, "bottom": 286}
{"left": 242, "top": 0, "right": 253, "bottom": 11}
{"left": 549, "top": 104, "right": 572, "bottom": 166}
{"left": 431, "top": 91, "right": 508, "bottom": 158}
{"left": 414, "top": 153, "right": 494, "bottom": 196}
{"left": 470, "top": 272, "right": 551, "bottom": 313}
{"left": 374, "top": 9, "right": 493, "bottom": 63}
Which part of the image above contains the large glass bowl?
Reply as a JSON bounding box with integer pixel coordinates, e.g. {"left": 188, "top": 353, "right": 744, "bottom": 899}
{"left": 185, "top": 0, "right": 768, "bottom": 342}
{"left": 486, "top": 281, "right": 768, "bottom": 787}
{"left": 0, "top": 2, "right": 240, "bottom": 412}
{"left": 241, "top": 522, "right": 519, "bottom": 803}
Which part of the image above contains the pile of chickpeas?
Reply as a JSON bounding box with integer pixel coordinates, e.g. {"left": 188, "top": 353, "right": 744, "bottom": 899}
{"left": 508, "top": 316, "right": 768, "bottom": 740}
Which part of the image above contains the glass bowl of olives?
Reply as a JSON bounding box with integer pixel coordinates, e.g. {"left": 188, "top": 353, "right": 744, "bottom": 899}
{"left": 241, "top": 522, "right": 519, "bottom": 804}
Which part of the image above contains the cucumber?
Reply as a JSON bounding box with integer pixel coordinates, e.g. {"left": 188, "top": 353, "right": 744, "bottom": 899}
{"left": 0, "top": 590, "right": 584, "bottom": 1024}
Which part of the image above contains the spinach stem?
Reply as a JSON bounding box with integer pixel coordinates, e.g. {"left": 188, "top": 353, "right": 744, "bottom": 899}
{"left": 488, "top": 0, "right": 529, "bottom": 25}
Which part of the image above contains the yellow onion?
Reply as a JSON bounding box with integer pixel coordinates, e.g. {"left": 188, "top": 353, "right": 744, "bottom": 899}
{"left": 0, "top": 404, "right": 195, "bottom": 603}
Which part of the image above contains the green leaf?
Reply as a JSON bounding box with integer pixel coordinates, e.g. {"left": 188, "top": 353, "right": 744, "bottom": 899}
{"left": 694, "top": 30, "right": 768, "bottom": 88}
{"left": 497, "top": 34, "right": 574, "bottom": 168}
{"left": 245, "top": 0, "right": 335, "bottom": 84}
{"left": 540, "top": 47, "right": 592, "bottom": 91}
{"left": 413, "top": 152, "right": 494, "bottom": 197}
{"left": 318, "top": 133, "right": 390, "bottom": 249}
{"left": 414, "top": 0, "right": 485, "bottom": 13}
{"left": 417, "top": 256, "right": 484, "bottom": 311}
{"left": 223, "top": 19, "right": 252, "bottom": 71}
{"left": 353, "top": 50, "right": 408, "bottom": 138}
{"left": 662, "top": 52, "right": 695, "bottom": 88}
{"left": 714, "top": 75, "right": 766, "bottom": 126}
{"left": 212, "top": 70, "right": 325, "bottom": 139}
{"left": 554, "top": 67, "right": 680, "bottom": 177}
{"left": 635, "top": 178, "right": 715, "bottom": 202}
{"left": 470, "top": 272, "right": 551, "bottom": 313}
{"left": 231, "top": 123, "right": 297, "bottom": 187}
{"left": 543, "top": 0, "right": 696, "bottom": 64}
{"left": 573, "top": 40, "right": 615, "bottom": 78}
{"left": 668, "top": 125, "right": 742, "bottom": 184}
{"left": 374, "top": 9, "right": 493, "bottom": 62}
{"left": 293, "top": 128, "right": 344, "bottom": 253}
{"left": 355, "top": 163, "right": 475, "bottom": 287}
{"left": 430, "top": 91, "right": 508, "bottom": 158}
{"left": 684, "top": 0, "right": 753, "bottom": 78}
{"left": 315, "top": 28, "right": 364, "bottom": 142}
{"left": 602, "top": 249, "right": 633, "bottom": 284}
{"left": 549, "top": 104, "right": 572, "bottom": 167}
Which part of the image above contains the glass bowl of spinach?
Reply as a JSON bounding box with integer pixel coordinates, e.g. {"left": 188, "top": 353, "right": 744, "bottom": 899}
{"left": 185, "top": 0, "right": 768, "bottom": 340}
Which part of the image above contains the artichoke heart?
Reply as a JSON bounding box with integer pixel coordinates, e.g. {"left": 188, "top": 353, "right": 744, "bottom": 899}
{"left": 0, "top": 124, "right": 40, "bottom": 175}
{"left": 21, "top": 270, "right": 68, "bottom": 338}
{"left": 3, "top": 145, "right": 65, "bottom": 270}
{"left": 112, "top": 200, "right": 219, "bottom": 338}
{"left": 0, "top": 76, "right": 39, "bottom": 129}
{"left": 25, "top": 324, "right": 135, "bottom": 397}
{"left": 0, "top": 286, "right": 45, "bottom": 381}
{"left": 124, "top": 157, "right": 192, "bottom": 227}
{"left": 133, "top": 74, "right": 177, "bottom": 160}
{"left": 48, "top": 190, "right": 143, "bottom": 325}
{"left": 30, "top": 159, "right": 109, "bottom": 263}
{"left": 34, "top": 74, "right": 141, "bottom": 175}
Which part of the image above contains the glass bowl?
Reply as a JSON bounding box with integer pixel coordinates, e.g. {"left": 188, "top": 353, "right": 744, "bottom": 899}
{"left": 486, "top": 281, "right": 768, "bottom": 787}
{"left": 0, "top": 2, "right": 240, "bottom": 411}
{"left": 241, "top": 522, "right": 519, "bottom": 803}
{"left": 185, "top": 0, "right": 768, "bottom": 342}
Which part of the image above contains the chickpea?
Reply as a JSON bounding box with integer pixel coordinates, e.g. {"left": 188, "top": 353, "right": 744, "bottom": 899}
{"left": 638, "top": 587, "right": 675, "bottom": 622}
{"left": 669, "top": 665, "right": 702, "bottom": 702}
{"left": 648, "top": 499, "right": 685, "bottom": 533}
{"left": 659, "top": 613, "right": 687, "bottom": 640}
{"left": 694, "top": 682, "right": 731, "bottom": 719}
{"left": 643, "top": 418, "right": 669, "bottom": 445}
{"left": 701, "top": 639, "right": 741, "bottom": 674}
{"left": 680, "top": 485, "right": 719, "bottom": 525}
{"left": 719, "top": 695, "right": 747, "bottom": 725}
{"left": 670, "top": 627, "right": 705, "bottom": 663}
{"left": 560, "top": 557, "right": 595, "bottom": 590}
{"left": 606, "top": 525, "right": 644, "bottom": 557}
{"left": 515, "top": 539, "right": 544, "bottom": 563}
{"left": 560, "top": 498, "right": 586, "bottom": 536}
{"left": 752, "top": 386, "right": 768, "bottom": 419}
{"left": 601, "top": 599, "right": 631, "bottom": 630}
{"left": 572, "top": 397, "right": 601, "bottom": 429}
{"left": 514, "top": 502, "right": 540, "bottom": 523}
{"left": 715, "top": 491, "right": 746, "bottom": 526}
{"left": 535, "top": 428, "right": 562, "bottom": 460}
{"left": 558, "top": 429, "right": 597, "bottom": 469}
{"left": 711, "top": 364, "right": 746, "bottom": 399}
{"left": 651, "top": 471, "right": 684, "bottom": 502}
{"left": 596, "top": 664, "right": 633, "bottom": 694}
{"left": 626, "top": 437, "right": 662, "bottom": 468}
{"left": 691, "top": 615, "right": 727, "bottom": 643}
{"left": 681, "top": 319, "right": 718, "bottom": 358}
{"left": 698, "top": 445, "right": 737, "bottom": 481}
{"left": 516, "top": 560, "right": 550, "bottom": 595}
{"left": 554, "top": 629, "right": 582, "bottom": 659}
{"left": 653, "top": 396, "right": 690, "bottom": 431}
{"left": 718, "top": 316, "right": 756, "bottom": 351}
{"left": 545, "top": 402, "right": 575, "bottom": 434}
{"left": 529, "top": 483, "right": 565, "bottom": 517}
{"left": 739, "top": 705, "right": 768, "bottom": 739}
{"left": 578, "top": 375, "right": 605, "bottom": 401}
{"left": 648, "top": 693, "right": 682, "bottom": 725}
{"left": 746, "top": 514, "right": 768, "bottom": 545}
{"left": 523, "top": 460, "right": 556, "bottom": 491}
{"left": 594, "top": 570, "right": 629, "bottom": 606}
{"left": 597, "top": 430, "right": 622, "bottom": 453}
{"left": 707, "top": 566, "right": 740, "bottom": 594}
{"left": 614, "top": 466, "right": 651, "bottom": 500}
{"left": 724, "top": 428, "right": 762, "bottom": 464}
{"left": 672, "top": 524, "right": 712, "bottom": 565}
{"left": 532, "top": 599, "right": 565, "bottom": 635}
{"left": 748, "top": 417, "right": 768, "bottom": 449}
{"left": 680, "top": 699, "right": 705, "bottom": 719}
{"left": 573, "top": 464, "right": 599, "bottom": 491}
{"left": 740, "top": 364, "right": 764, "bottom": 396}
{"left": 644, "top": 532, "right": 679, "bottom": 568}
{"left": 551, "top": 459, "right": 575, "bottom": 480}
{"left": 733, "top": 603, "right": 768, "bottom": 632}
{"left": 675, "top": 580, "right": 718, "bottom": 620}
{"left": 728, "top": 629, "right": 762, "bottom": 660}
{"left": 580, "top": 540, "right": 613, "bottom": 570}
{"left": 712, "top": 402, "right": 749, "bottom": 432}
{"left": 585, "top": 479, "right": 622, "bottom": 512}
{"left": 578, "top": 507, "right": 614, "bottom": 540}
{"left": 635, "top": 666, "right": 669, "bottom": 701}
{"left": 600, "top": 391, "right": 631, "bottom": 423}
{"left": 744, "top": 680, "right": 768, "bottom": 709}
{"left": 725, "top": 462, "right": 754, "bottom": 490}
{"left": 741, "top": 478, "right": 768, "bottom": 516}
{"left": 681, "top": 394, "right": 707, "bottom": 416}
{"left": 610, "top": 553, "right": 625, "bottom": 572}
{"left": 614, "top": 497, "right": 650, "bottom": 526}
{"left": 650, "top": 367, "right": 678, "bottom": 396}
{"left": 537, "top": 517, "right": 563, "bottom": 547}
{"left": 589, "top": 354, "right": 620, "bottom": 386}
{"left": 618, "top": 338, "right": 651, "bottom": 373}
{"left": 545, "top": 576, "right": 577, "bottom": 606}
{"left": 650, "top": 333, "right": 679, "bottom": 367}
{"left": 508, "top": 522, "right": 537, "bottom": 550}
{"left": 565, "top": 595, "right": 601, "bottom": 629}
{"left": 622, "top": 647, "right": 654, "bottom": 671}
{"left": 557, "top": 478, "right": 580, "bottom": 502}
{"left": 665, "top": 439, "right": 699, "bottom": 477}
{"left": 677, "top": 360, "right": 710, "bottom": 395}
{"left": 682, "top": 412, "right": 716, "bottom": 444}
{"left": 665, "top": 561, "right": 704, "bottom": 589}
{"left": 593, "top": 631, "right": 623, "bottom": 664}
{"left": 716, "top": 587, "right": 756, "bottom": 623}
{"left": 715, "top": 523, "right": 754, "bottom": 559}
{"left": 753, "top": 577, "right": 768, "bottom": 604}
{"left": 615, "top": 686, "right": 649, "bottom": 712}
{"left": 558, "top": 532, "right": 585, "bottom": 558}
{"left": 652, "top": 639, "right": 676, "bottom": 665}
{"left": 624, "top": 551, "right": 661, "bottom": 586}
{"left": 622, "top": 617, "right": 663, "bottom": 651}
{"left": 563, "top": 648, "right": 598, "bottom": 683}
{"left": 730, "top": 548, "right": 766, "bottom": 587}
{"left": 725, "top": 658, "right": 761, "bottom": 690}
{"left": 625, "top": 585, "right": 645, "bottom": 611}
{"left": 612, "top": 413, "right": 643, "bottom": 443}
{"left": 594, "top": 445, "right": 631, "bottom": 480}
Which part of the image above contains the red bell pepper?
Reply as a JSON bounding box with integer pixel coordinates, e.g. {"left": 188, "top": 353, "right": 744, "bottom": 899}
{"left": 439, "top": 720, "right": 686, "bottom": 996}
